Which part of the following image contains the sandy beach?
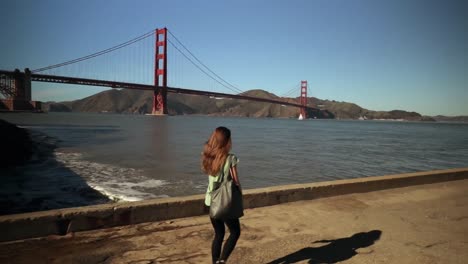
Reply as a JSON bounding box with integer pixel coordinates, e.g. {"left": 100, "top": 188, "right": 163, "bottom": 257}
{"left": 1, "top": 179, "right": 467, "bottom": 263}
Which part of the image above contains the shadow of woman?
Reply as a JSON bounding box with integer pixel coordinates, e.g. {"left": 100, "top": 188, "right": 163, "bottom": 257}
{"left": 267, "top": 230, "right": 382, "bottom": 264}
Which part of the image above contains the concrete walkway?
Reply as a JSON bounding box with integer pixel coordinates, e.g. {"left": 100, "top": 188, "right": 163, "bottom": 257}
{"left": 1, "top": 179, "right": 467, "bottom": 264}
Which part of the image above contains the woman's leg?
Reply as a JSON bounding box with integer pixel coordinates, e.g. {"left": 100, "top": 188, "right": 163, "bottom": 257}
{"left": 210, "top": 217, "right": 225, "bottom": 264}
{"left": 220, "top": 218, "right": 241, "bottom": 261}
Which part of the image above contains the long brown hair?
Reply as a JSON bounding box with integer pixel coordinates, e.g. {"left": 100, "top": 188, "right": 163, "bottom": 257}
{"left": 202, "top": 127, "right": 231, "bottom": 175}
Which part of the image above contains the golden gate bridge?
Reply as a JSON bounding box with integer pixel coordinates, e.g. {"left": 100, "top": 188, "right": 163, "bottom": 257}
{"left": 0, "top": 27, "right": 325, "bottom": 118}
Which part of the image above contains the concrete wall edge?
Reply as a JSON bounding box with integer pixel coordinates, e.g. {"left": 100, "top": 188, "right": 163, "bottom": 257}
{"left": 1, "top": 167, "right": 467, "bottom": 242}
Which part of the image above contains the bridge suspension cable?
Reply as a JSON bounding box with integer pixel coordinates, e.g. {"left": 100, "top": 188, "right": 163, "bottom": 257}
{"left": 167, "top": 30, "right": 244, "bottom": 94}
{"left": 280, "top": 82, "right": 301, "bottom": 98}
{"left": 31, "top": 29, "right": 155, "bottom": 73}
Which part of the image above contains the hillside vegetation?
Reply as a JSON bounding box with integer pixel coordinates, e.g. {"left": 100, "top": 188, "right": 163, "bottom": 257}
{"left": 42, "top": 88, "right": 437, "bottom": 121}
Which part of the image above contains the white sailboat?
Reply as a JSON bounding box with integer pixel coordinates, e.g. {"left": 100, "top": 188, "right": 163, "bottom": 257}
{"left": 298, "top": 113, "right": 304, "bottom": 120}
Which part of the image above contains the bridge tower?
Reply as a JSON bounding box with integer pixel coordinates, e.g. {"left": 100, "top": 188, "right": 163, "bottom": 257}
{"left": 300, "top": 80, "right": 308, "bottom": 118}
{"left": 152, "top": 28, "right": 168, "bottom": 115}
{"left": 0, "top": 68, "right": 40, "bottom": 111}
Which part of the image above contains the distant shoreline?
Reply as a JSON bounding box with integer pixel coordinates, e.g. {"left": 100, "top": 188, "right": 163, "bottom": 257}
{"left": 38, "top": 88, "right": 468, "bottom": 121}
{"left": 24, "top": 110, "right": 468, "bottom": 123}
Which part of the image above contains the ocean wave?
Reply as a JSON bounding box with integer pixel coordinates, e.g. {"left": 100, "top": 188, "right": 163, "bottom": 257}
{"left": 54, "top": 151, "right": 169, "bottom": 202}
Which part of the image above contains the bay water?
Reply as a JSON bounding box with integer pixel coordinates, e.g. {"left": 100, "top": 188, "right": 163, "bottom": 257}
{"left": 1, "top": 112, "right": 467, "bottom": 214}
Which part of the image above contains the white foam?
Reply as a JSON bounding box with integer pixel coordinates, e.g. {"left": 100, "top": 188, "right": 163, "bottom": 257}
{"left": 54, "top": 151, "right": 170, "bottom": 202}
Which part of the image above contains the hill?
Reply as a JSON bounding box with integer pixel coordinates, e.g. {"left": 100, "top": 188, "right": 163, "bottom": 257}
{"left": 430, "top": 115, "right": 468, "bottom": 122}
{"left": 42, "top": 89, "right": 312, "bottom": 118}
{"left": 41, "top": 88, "right": 437, "bottom": 121}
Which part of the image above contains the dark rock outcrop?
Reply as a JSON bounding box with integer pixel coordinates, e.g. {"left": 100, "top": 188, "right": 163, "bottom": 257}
{"left": 0, "top": 119, "right": 33, "bottom": 168}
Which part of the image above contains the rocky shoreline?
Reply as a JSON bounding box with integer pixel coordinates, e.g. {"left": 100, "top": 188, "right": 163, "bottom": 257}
{"left": 0, "top": 119, "right": 110, "bottom": 215}
{"left": 0, "top": 119, "right": 34, "bottom": 168}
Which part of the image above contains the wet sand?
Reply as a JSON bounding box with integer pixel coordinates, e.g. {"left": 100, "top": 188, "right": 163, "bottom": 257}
{"left": 1, "top": 179, "right": 467, "bottom": 264}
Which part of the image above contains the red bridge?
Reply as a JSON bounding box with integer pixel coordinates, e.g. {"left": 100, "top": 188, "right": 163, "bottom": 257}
{"left": 1, "top": 28, "right": 324, "bottom": 118}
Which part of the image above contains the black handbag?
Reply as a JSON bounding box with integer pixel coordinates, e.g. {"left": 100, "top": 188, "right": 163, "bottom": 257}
{"left": 209, "top": 157, "right": 244, "bottom": 220}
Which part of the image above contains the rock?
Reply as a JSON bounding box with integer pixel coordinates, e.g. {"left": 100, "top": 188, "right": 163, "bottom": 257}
{"left": 0, "top": 119, "right": 33, "bottom": 168}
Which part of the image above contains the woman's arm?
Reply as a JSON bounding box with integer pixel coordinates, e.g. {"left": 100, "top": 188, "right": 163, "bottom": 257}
{"left": 231, "top": 165, "right": 240, "bottom": 186}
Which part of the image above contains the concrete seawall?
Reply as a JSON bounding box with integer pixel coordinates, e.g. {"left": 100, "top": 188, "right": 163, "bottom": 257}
{"left": 1, "top": 167, "right": 467, "bottom": 242}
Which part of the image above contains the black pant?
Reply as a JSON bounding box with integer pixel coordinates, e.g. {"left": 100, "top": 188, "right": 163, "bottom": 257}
{"left": 210, "top": 217, "right": 241, "bottom": 263}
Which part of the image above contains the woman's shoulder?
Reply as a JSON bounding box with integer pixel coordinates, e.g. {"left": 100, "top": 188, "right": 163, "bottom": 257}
{"left": 229, "top": 153, "right": 239, "bottom": 166}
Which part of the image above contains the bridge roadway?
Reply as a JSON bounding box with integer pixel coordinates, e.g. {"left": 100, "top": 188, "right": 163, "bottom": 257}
{"left": 31, "top": 73, "right": 320, "bottom": 111}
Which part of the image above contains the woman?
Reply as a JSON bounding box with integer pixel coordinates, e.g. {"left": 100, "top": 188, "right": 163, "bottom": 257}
{"left": 202, "top": 126, "right": 242, "bottom": 264}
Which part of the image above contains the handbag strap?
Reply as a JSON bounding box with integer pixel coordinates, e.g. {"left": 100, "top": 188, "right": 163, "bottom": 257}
{"left": 219, "top": 154, "right": 232, "bottom": 184}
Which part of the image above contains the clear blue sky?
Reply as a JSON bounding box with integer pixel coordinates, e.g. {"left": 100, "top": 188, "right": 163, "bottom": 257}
{"left": 1, "top": 0, "right": 467, "bottom": 116}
